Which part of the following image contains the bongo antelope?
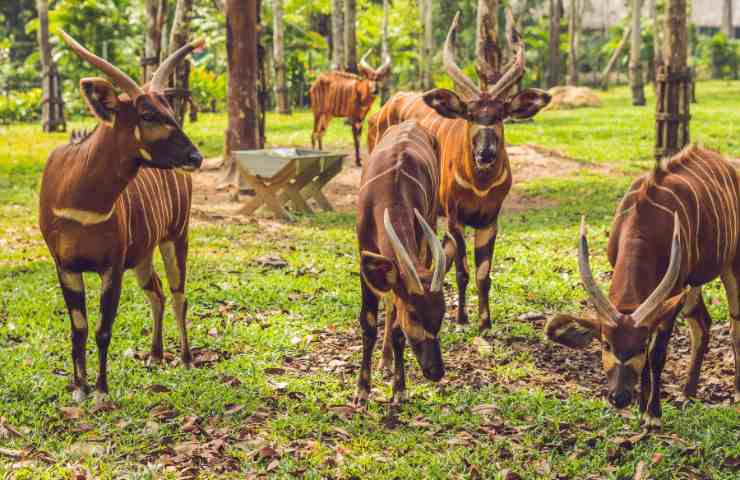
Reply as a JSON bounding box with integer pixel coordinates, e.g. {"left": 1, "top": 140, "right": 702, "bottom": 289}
{"left": 546, "top": 146, "right": 740, "bottom": 428}
{"left": 367, "top": 10, "right": 550, "bottom": 330}
{"left": 39, "top": 31, "right": 204, "bottom": 406}
{"left": 355, "top": 120, "right": 455, "bottom": 406}
{"left": 310, "top": 50, "right": 391, "bottom": 166}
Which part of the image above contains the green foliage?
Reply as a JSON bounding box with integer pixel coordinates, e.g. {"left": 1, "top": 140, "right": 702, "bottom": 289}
{"left": 697, "top": 33, "right": 740, "bottom": 80}
{"left": 190, "top": 66, "right": 227, "bottom": 113}
{"left": 0, "top": 88, "right": 42, "bottom": 124}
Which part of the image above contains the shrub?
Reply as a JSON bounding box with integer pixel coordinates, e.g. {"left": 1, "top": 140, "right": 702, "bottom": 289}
{"left": 697, "top": 33, "right": 740, "bottom": 80}
{"left": 0, "top": 88, "right": 42, "bottom": 124}
{"left": 190, "top": 66, "right": 227, "bottom": 113}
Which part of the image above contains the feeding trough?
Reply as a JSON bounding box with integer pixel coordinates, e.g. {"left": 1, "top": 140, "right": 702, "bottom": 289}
{"left": 233, "top": 148, "right": 347, "bottom": 221}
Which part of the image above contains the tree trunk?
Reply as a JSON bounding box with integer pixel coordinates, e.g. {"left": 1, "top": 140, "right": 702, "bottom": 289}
{"left": 273, "top": 0, "right": 290, "bottom": 113}
{"left": 168, "top": 0, "right": 194, "bottom": 125}
{"left": 547, "top": 0, "right": 561, "bottom": 87}
{"left": 650, "top": 0, "right": 662, "bottom": 84}
{"left": 344, "top": 0, "right": 357, "bottom": 73}
{"left": 143, "top": 0, "right": 168, "bottom": 82}
{"left": 567, "top": 0, "right": 579, "bottom": 86}
{"left": 600, "top": 26, "right": 631, "bottom": 89}
{"left": 476, "top": 0, "right": 499, "bottom": 69}
{"left": 420, "top": 0, "right": 433, "bottom": 90}
{"left": 220, "top": 0, "right": 259, "bottom": 189}
{"left": 37, "top": 0, "right": 65, "bottom": 132}
{"left": 256, "top": 0, "right": 267, "bottom": 148}
{"left": 655, "top": 0, "right": 689, "bottom": 160}
{"left": 629, "top": 0, "right": 646, "bottom": 105}
{"left": 331, "top": 0, "right": 345, "bottom": 70}
{"left": 380, "top": 0, "right": 391, "bottom": 103}
{"left": 721, "top": 0, "right": 734, "bottom": 38}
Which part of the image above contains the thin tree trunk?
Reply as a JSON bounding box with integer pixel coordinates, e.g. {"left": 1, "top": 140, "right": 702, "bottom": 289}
{"left": 143, "top": 0, "right": 168, "bottom": 82}
{"left": 168, "top": 0, "right": 194, "bottom": 125}
{"left": 273, "top": 0, "right": 290, "bottom": 113}
{"left": 420, "top": 0, "right": 433, "bottom": 90}
{"left": 721, "top": 0, "right": 734, "bottom": 38}
{"left": 629, "top": 0, "right": 646, "bottom": 105}
{"left": 380, "top": 0, "right": 391, "bottom": 103}
{"left": 547, "top": 0, "right": 562, "bottom": 87}
{"left": 567, "top": 0, "right": 578, "bottom": 86}
{"left": 600, "top": 26, "right": 631, "bottom": 89}
{"left": 331, "top": 0, "right": 345, "bottom": 70}
{"left": 37, "top": 0, "right": 65, "bottom": 132}
{"left": 650, "top": 0, "right": 662, "bottom": 84}
{"left": 476, "top": 0, "right": 499, "bottom": 69}
{"left": 220, "top": 0, "right": 259, "bottom": 189}
{"left": 256, "top": 0, "right": 266, "bottom": 148}
{"left": 655, "top": 0, "right": 689, "bottom": 160}
{"left": 344, "top": 0, "right": 357, "bottom": 73}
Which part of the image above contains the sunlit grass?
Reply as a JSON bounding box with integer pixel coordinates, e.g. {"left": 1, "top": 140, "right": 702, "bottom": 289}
{"left": 0, "top": 81, "right": 738, "bottom": 478}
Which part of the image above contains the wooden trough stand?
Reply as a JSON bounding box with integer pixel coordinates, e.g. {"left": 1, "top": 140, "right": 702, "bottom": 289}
{"left": 233, "top": 148, "right": 346, "bottom": 221}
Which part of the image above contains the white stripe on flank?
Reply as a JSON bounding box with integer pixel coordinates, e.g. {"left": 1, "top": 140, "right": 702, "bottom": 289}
{"left": 654, "top": 185, "right": 694, "bottom": 267}
{"left": 682, "top": 163, "right": 723, "bottom": 262}
{"left": 132, "top": 176, "right": 152, "bottom": 247}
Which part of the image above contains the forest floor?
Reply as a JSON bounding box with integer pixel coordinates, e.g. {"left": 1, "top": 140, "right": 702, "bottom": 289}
{"left": 0, "top": 82, "right": 739, "bottom": 479}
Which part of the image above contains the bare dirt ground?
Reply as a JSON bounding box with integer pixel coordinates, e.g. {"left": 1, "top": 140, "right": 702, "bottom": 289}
{"left": 292, "top": 304, "right": 737, "bottom": 409}
{"left": 190, "top": 144, "right": 609, "bottom": 223}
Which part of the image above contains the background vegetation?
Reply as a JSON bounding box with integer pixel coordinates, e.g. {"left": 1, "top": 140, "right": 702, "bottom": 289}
{"left": 1, "top": 0, "right": 738, "bottom": 124}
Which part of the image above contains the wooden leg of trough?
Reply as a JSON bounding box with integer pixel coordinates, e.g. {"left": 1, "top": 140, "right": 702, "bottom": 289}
{"left": 283, "top": 185, "right": 313, "bottom": 213}
{"left": 302, "top": 160, "right": 342, "bottom": 212}
{"left": 237, "top": 177, "right": 294, "bottom": 221}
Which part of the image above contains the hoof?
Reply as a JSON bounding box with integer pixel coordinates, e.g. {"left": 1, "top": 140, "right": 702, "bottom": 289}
{"left": 391, "top": 390, "right": 407, "bottom": 406}
{"left": 352, "top": 389, "right": 369, "bottom": 408}
{"left": 147, "top": 353, "right": 164, "bottom": 367}
{"left": 377, "top": 355, "right": 394, "bottom": 374}
{"left": 676, "top": 393, "right": 694, "bottom": 408}
{"left": 181, "top": 351, "right": 193, "bottom": 369}
{"left": 456, "top": 311, "right": 469, "bottom": 325}
{"left": 94, "top": 392, "right": 111, "bottom": 409}
{"left": 72, "top": 388, "right": 87, "bottom": 403}
{"left": 640, "top": 412, "right": 662, "bottom": 430}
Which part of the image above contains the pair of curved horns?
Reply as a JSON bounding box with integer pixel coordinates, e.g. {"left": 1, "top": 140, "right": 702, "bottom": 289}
{"left": 58, "top": 29, "right": 204, "bottom": 99}
{"left": 359, "top": 50, "right": 391, "bottom": 78}
{"left": 578, "top": 212, "right": 683, "bottom": 327}
{"left": 383, "top": 208, "right": 446, "bottom": 294}
{"left": 443, "top": 8, "right": 525, "bottom": 100}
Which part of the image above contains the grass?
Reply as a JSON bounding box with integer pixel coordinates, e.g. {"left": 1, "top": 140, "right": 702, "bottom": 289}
{"left": 1, "top": 81, "right": 739, "bottom": 479}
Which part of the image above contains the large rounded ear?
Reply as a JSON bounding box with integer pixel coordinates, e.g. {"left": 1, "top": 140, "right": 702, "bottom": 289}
{"left": 545, "top": 314, "right": 600, "bottom": 349}
{"left": 505, "top": 88, "right": 551, "bottom": 119}
{"left": 80, "top": 77, "right": 120, "bottom": 126}
{"left": 422, "top": 88, "right": 469, "bottom": 119}
{"left": 360, "top": 251, "right": 398, "bottom": 294}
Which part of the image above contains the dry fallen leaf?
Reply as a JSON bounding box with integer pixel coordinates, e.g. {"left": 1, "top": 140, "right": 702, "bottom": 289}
{"left": 146, "top": 384, "right": 172, "bottom": 393}
{"left": 633, "top": 460, "right": 648, "bottom": 480}
{"left": 471, "top": 404, "right": 498, "bottom": 415}
{"left": 59, "top": 406, "right": 84, "bottom": 420}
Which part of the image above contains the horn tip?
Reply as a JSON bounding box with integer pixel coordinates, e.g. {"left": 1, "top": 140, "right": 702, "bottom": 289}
{"left": 579, "top": 216, "right": 587, "bottom": 237}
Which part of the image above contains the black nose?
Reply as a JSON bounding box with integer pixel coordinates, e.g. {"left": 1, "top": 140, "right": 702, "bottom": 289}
{"left": 609, "top": 390, "right": 632, "bottom": 408}
{"left": 423, "top": 364, "right": 445, "bottom": 382}
{"left": 188, "top": 151, "right": 203, "bottom": 168}
{"left": 476, "top": 148, "right": 497, "bottom": 165}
